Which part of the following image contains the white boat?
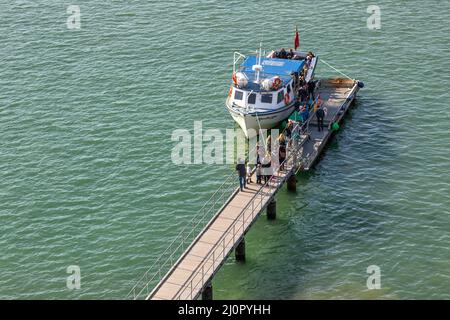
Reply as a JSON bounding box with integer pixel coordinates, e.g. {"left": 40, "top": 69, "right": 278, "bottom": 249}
{"left": 225, "top": 48, "right": 318, "bottom": 137}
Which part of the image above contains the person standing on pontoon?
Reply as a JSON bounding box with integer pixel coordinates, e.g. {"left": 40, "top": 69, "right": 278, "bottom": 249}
{"left": 307, "top": 79, "right": 317, "bottom": 101}
{"left": 298, "top": 84, "right": 308, "bottom": 103}
{"left": 316, "top": 106, "right": 327, "bottom": 132}
{"left": 300, "top": 105, "right": 309, "bottom": 123}
{"left": 313, "top": 95, "right": 322, "bottom": 113}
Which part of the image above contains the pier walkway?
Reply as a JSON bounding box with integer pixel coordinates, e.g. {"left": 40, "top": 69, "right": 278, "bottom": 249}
{"left": 127, "top": 79, "right": 361, "bottom": 300}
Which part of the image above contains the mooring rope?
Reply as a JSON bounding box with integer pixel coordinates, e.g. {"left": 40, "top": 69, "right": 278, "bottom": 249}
{"left": 320, "top": 58, "right": 354, "bottom": 81}
{"left": 254, "top": 111, "right": 267, "bottom": 150}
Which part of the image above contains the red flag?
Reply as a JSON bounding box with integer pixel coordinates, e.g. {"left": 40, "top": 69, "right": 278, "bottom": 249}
{"left": 294, "top": 26, "right": 299, "bottom": 50}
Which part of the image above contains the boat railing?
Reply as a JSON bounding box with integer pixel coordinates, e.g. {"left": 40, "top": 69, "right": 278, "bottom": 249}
{"left": 172, "top": 122, "right": 309, "bottom": 300}
{"left": 233, "top": 52, "right": 246, "bottom": 74}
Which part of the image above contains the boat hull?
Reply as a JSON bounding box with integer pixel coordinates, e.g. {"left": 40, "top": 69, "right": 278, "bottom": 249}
{"left": 226, "top": 100, "right": 297, "bottom": 137}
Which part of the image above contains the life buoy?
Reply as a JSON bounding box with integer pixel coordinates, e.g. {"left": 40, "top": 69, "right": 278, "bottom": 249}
{"left": 228, "top": 87, "right": 233, "bottom": 97}
{"left": 232, "top": 73, "right": 237, "bottom": 85}
{"left": 273, "top": 77, "right": 282, "bottom": 89}
{"left": 284, "top": 92, "right": 290, "bottom": 105}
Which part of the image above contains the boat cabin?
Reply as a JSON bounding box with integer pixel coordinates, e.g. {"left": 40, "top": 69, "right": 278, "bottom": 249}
{"left": 229, "top": 55, "right": 305, "bottom": 111}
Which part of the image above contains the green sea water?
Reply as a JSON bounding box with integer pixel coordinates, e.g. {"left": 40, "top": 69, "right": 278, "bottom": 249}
{"left": 1, "top": 0, "right": 449, "bottom": 299}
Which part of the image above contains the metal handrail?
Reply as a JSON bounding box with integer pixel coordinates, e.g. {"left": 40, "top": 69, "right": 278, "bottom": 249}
{"left": 172, "top": 123, "right": 308, "bottom": 300}
{"left": 126, "top": 169, "right": 238, "bottom": 299}
{"left": 127, "top": 142, "right": 263, "bottom": 299}
{"left": 233, "top": 52, "right": 246, "bottom": 74}
{"left": 174, "top": 152, "right": 303, "bottom": 299}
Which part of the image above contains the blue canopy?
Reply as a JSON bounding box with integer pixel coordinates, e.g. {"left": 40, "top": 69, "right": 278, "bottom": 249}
{"left": 240, "top": 56, "right": 305, "bottom": 79}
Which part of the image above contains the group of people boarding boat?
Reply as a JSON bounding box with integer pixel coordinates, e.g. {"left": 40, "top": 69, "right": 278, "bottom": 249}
{"left": 235, "top": 124, "right": 299, "bottom": 192}
{"left": 235, "top": 49, "right": 327, "bottom": 191}
{"left": 273, "top": 48, "right": 327, "bottom": 131}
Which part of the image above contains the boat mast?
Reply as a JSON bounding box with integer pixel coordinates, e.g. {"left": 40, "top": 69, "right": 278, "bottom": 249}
{"left": 253, "top": 42, "right": 263, "bottom": 84}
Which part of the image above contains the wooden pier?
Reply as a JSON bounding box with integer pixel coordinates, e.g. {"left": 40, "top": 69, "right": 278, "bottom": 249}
{"left": 127, "top": 78, "right": 362, "bottom": 300}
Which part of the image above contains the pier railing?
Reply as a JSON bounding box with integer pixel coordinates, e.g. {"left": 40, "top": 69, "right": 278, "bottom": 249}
{"left": 172, "top": 127, "right": 309, "bottom": 300}
{"left": 127, "top": 140, "right": 264, "bottom": 300}
{"left": 127, "top": 120, "right": 311, "bottom": 300}
{"left": 126, "top": 169, "right": 239, "bottom": 300}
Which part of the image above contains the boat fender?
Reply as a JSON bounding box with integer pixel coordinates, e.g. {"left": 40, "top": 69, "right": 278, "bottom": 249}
{"left": 284, "top": 93, "right": 290, "bottom": 105}
{"left": 228, "top": 87, "right": 233, "bottom": 97}
{"left": 357, "top": 81, "right": 365, "bottom": 88}
{"left": 331, "top": 122, "right": 340, "bottom": 131}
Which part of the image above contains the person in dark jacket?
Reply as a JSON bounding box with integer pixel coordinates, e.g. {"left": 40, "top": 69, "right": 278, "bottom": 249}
{"left": 307, "top": 80, "right": 316, "bottom": 100}
{"left": 278, "top": 48, "right": 287, "bottom": 59}
{"left": 298, "top": 85, "right": 308, "bottom": 103}
{"left": 287, "top": 48, "right": 295, "bottom": 59}
{"left": 298, "top": 75, "right": 305, "bottom": 87}
{"left": 236, "top": 158, "right": 247, "bottom": 191}
{"left": 316, "top": 107, "right": 326, "bottom": 132}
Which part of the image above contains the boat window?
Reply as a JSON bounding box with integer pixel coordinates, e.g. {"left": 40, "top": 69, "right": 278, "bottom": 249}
{"left": 261, "top": 93, "right": 273, "bottom": 104}
{"left": 287, "top": 83, "right": 292, "bottom": 94}
{"left": 248, "top": 93, "right": 256, "bottom": 104}
{"left": 234, "top": 90, "right": 243, "bottom": 100}
{"left": 277, "top": 91, "right": 284, "bottom": 104}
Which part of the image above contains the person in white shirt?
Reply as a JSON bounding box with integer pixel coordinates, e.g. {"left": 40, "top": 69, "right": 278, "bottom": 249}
{"left": 246, "top": 164, "right": 252, "bottom": 184}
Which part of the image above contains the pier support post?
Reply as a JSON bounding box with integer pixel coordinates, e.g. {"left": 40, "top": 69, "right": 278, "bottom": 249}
{"left": 202, "top": 282, "right": 213, "bottom": 300}
{"left": 267, "top": 199, "right": 276, "bottom": 220}
{"left": 287, "top": 174, "right": 297, "bottom": 192}
{"left": 235, "top": 238, "right": 246, "bottom": 262}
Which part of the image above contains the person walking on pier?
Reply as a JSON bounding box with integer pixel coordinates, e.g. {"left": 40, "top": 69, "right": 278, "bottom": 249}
{"left": 285, "top": 121, "right": 293, "bottom": 148}
{"left": 261, "top": 153, "right": 272, "bottom": 184}
{"left": 256, "top": 164, "right": 262, "bottom": 184}
{"left": 300, "top": 104, "right": 309, "bottom": 123}
{"left": 236, "top": 158, "right": 247, "bottom": 191}
{"left": 278, "top": 133, "right": 287, "bottom": 171}
{"left": 246, "top": 163, "right": 253, "bottom": 184}
{"left": 316, "top": 106, "right": 326, "bottom": 132}
{"left": 266, "top": 135, "right": 272, "bottom": 153}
